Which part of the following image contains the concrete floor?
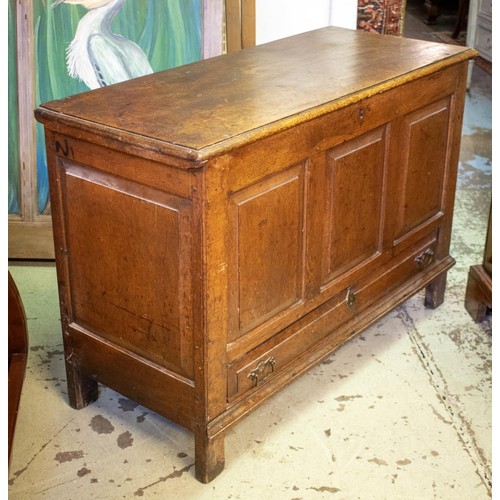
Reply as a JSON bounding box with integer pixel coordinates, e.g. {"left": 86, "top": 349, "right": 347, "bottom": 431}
{"left": 8, "top": 7, "right": 492, "bottom": 500}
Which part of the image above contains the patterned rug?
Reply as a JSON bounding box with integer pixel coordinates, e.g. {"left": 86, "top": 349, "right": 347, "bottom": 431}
{"left": 357, "top": 0, "right": 407, "bottom": 36}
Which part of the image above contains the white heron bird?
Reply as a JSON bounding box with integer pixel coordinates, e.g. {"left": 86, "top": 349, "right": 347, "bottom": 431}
{"left": 52, "top": 0, "right": 153, "bottom": 89}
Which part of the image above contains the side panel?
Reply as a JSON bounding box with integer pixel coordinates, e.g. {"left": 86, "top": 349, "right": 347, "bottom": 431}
{"left": 56, "top": 157, "right": 196, "bottom": 380}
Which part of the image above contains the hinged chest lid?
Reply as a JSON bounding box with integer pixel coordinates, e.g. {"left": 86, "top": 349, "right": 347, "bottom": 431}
{"left": 35, "top": 26, "right": 476, "bottom": 163}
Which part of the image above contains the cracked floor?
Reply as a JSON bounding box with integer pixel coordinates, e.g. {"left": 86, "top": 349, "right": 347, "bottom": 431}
{"left": 8, "top": 9, "right": 491, "bottom": 500}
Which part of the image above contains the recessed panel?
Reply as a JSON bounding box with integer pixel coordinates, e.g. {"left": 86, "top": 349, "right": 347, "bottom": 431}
{"left": 322, "top": 127, "right": 387, "bottom": 284}
{"left": 229, "top": 165, "right": 306, "bottom": 339}
{"left": 397, "top": 98, "right": 450, "bottom": 238}
{"left": 60, "top": 162, "right": 194, "bottom": 378}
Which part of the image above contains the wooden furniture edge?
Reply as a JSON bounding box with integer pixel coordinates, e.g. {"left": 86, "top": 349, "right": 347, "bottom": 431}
{"left": 464, "top": 264, "right": 492, "bottom": 322}
{"left": 8, "top": 271, "right": 29, "bottom": 467}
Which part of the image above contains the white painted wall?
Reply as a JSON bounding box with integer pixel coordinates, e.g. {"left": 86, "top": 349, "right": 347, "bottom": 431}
{"left": 330, "top": 0, "right": 358, "bottom": 29}
{"left": 256, "top": 0, "right": 358, "bottom": 45}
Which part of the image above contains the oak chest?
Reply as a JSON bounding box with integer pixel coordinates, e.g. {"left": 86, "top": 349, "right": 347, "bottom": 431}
{"left": 35, "top": 27, "right": 476, "bottom": 482}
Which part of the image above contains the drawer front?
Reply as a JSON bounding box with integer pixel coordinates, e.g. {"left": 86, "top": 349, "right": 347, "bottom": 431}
{"left": 227, "top": 231, "right": 439, "bottom": 402}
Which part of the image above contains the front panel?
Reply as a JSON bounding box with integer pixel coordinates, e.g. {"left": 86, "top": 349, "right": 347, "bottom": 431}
{"left": 321, "top": 126, "right": 389, "bottom": 287}
{"left": 227, "top": 164, "right": 307, "bottom": 341}
{"left": 395, "top": 97, "right": 452, "bottom": 241}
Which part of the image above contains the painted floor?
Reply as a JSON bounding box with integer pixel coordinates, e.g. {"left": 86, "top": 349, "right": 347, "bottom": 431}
{"left": 8, "top": 8, "right": 492, "bottom": 500}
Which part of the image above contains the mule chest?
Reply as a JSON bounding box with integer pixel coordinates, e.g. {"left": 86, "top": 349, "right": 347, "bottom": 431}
{"left": 35, "top": 27, "right": 476, "bottom": 482}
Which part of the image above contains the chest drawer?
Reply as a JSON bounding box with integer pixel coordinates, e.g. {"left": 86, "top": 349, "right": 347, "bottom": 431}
{"left": 227, "top": 231, "right": 439, "bottom": 402}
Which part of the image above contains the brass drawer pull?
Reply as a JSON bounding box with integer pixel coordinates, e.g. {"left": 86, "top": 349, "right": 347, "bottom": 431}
{"left": 247, "top": 356, "right": 276, "bottom": 386}
{"left": 415, "top": 248, "right": 434, "bottom": 270}
{"left": 346, "top": 288, "right": 357, "bottom": 310}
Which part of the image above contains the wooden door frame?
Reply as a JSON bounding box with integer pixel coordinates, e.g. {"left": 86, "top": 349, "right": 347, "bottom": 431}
{"left": 8, "top": 0, "right": 54, "bottom": 260}
{"left": 225, "top": 0, "right": 256, "bottom": 52}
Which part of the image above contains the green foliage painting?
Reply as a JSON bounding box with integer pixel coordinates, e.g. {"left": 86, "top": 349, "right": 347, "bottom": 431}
{"left": 32, "top": 0, "right": 202, "bottom": 214}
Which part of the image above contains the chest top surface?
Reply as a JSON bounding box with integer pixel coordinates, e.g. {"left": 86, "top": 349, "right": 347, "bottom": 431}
{"left": 36, "top": 27, "right": 475, "bottom": 161}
